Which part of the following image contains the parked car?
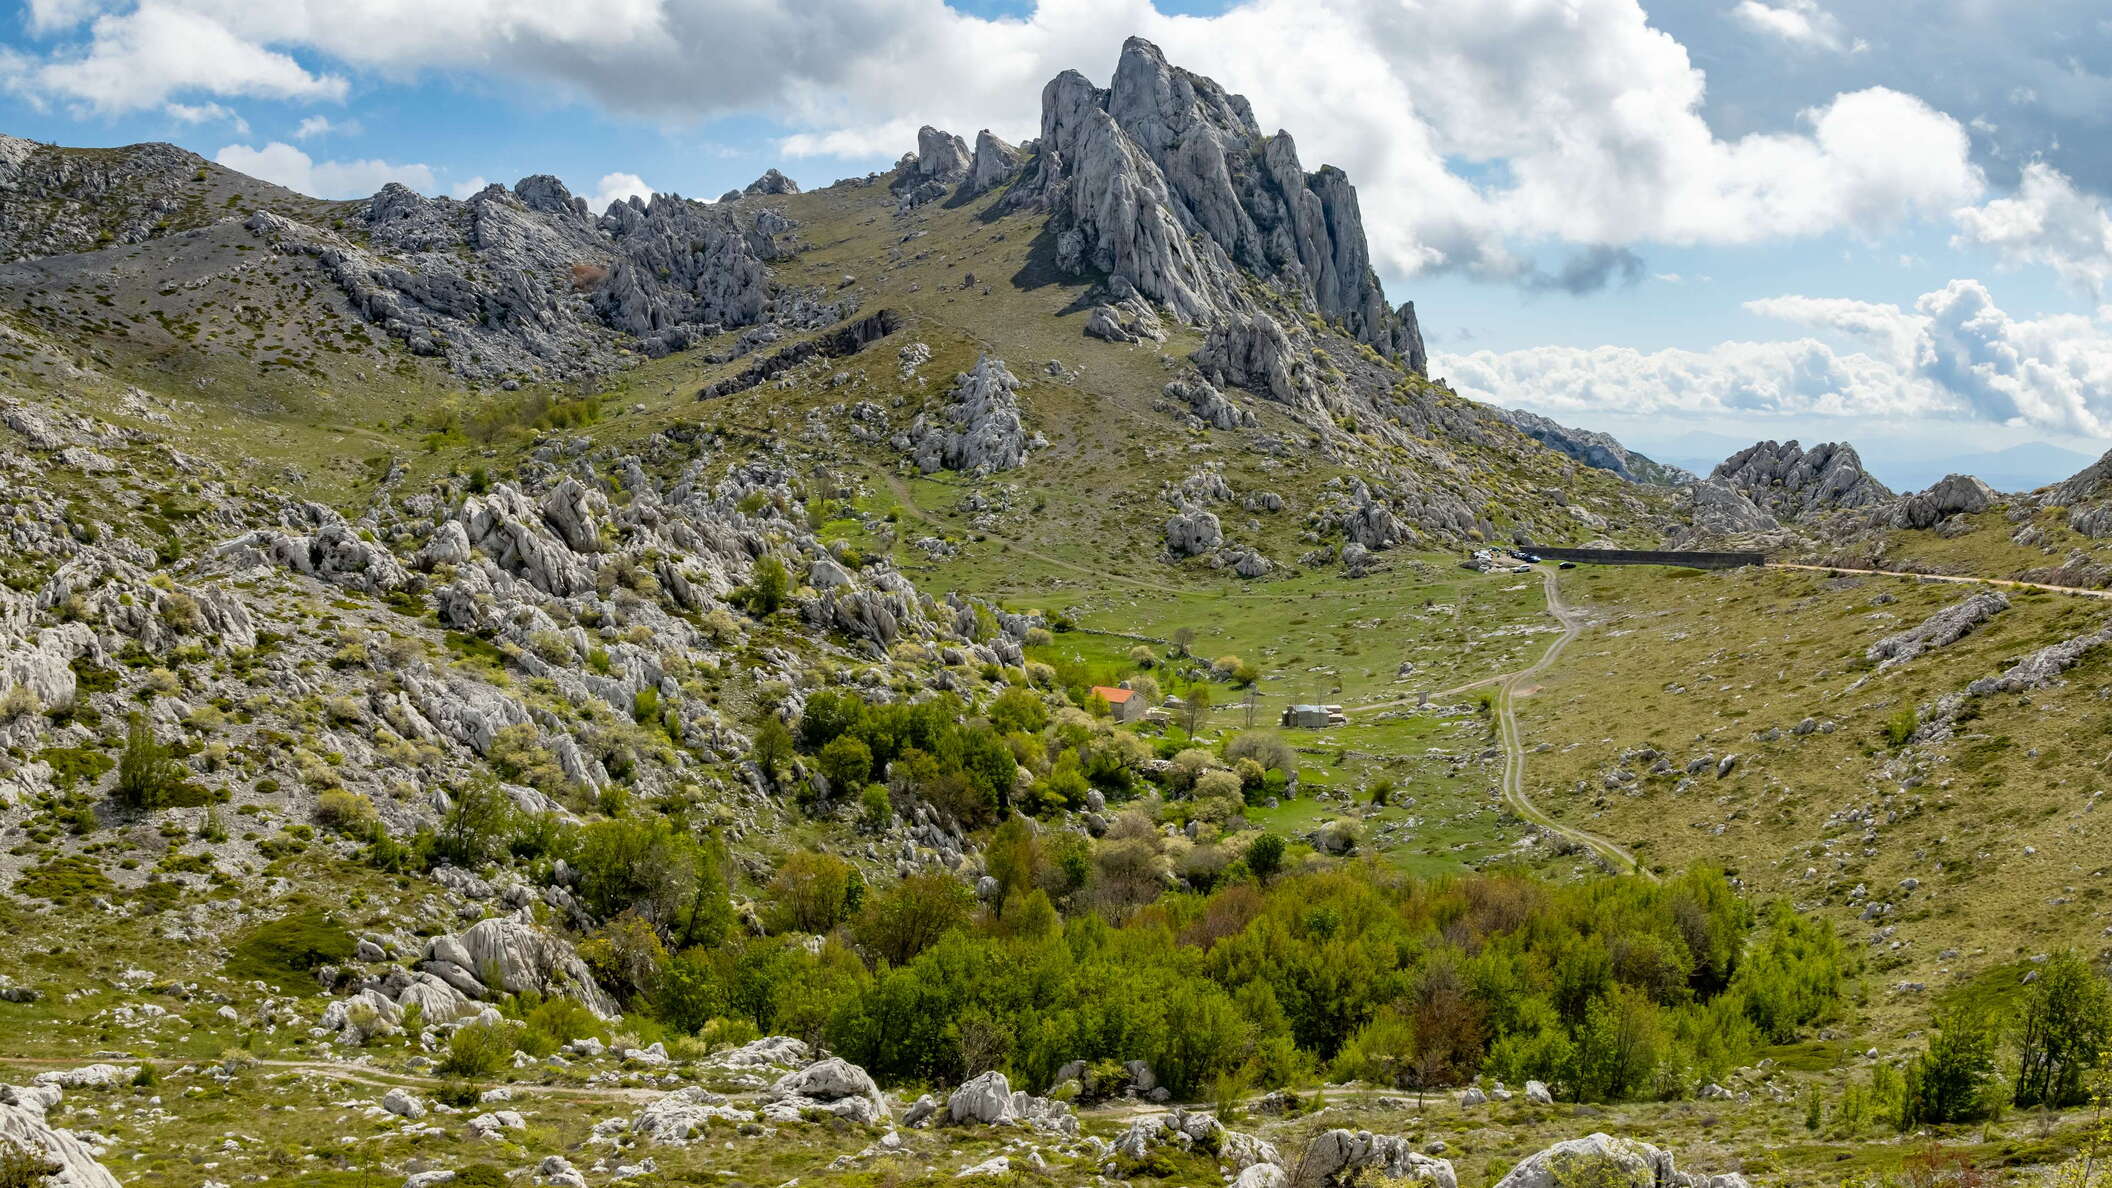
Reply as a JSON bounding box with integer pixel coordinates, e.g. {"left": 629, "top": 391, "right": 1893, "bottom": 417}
{"left": 1558, "top": 561, "right": 1576, "bottom": 569}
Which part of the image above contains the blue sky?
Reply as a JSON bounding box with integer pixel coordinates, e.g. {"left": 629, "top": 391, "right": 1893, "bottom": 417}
{"left": 4, "top": 0, "right": 2112, "bottom": 486}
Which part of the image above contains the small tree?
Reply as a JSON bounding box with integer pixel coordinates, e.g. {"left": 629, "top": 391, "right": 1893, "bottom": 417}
{"left": 747, "top": 556, "right": 791, "bottom": 616}
{"left": 764, "top": 851, "right": 855, "bottom": 934}
{"left": 1182, "top": 685, "right": 1213, "bottom": 737}
{"left": 431, "top": 775, "right": 516, "bottom": 868}
{"left": 1170, "top": 626, "right": 1197, "bottom": 657}
{"left": 752, "top": 716, "right": 794, "bottom": 782}
{"left": 116, "top": 711, "right": 181, "bottom": 809}
{"left": 2015, "top": 951, "right": 2112, "bottom": 1109}
{"left": 1905, "top": 1007, "right": 2005, "bottom": 1126}
{"left": 1245, "top": 832, "right": 1286, "bottom": 882}
{"left": 850, "top": 872, "right": 973, "bottom": 967}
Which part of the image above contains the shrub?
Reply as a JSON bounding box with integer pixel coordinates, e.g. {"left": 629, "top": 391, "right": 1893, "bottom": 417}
{"left": 747, "top": 556, "right": 791, "bottom": 616}
{"left": 817, "top": 735, "right": 873, "bottom": 792}
{"left": 579, "top": 912, "right": 669, "bottom": 1003}
{"left": 428, "top": 776, "right": 519, "bottom": 868}
{"left": 1245, "top": 833, "right": 1286, "bottom": 882}
{"left": 1884, "top": 708, "right": 1919, "bottom": 748}
{"left": 860, "top": 783, "right": 893, "bottom": 830}
{"left": 315, "top": 788, "right": 378, "bottom": 834}
{"left": 0, "top": 684, "right": 38, "bottom": 721}
{"left": 116, "top": 712, "right": 187, "bottom": 808}
{"left": 988, "top": 686, "right": 1049, "bottom": 735}
{"left": 440, "top": 1020, "right": 519, "bottom": 1079}
{"left": 654, "top": 949, "right": 726, "bottom": 1034}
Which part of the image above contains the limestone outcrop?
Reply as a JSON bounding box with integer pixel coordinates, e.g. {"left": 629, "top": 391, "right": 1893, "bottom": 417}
{"left": 1005, "top": 37, "right": 1423, "bottom": 368}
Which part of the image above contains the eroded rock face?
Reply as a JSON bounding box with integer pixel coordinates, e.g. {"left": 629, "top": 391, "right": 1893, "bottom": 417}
{"left": 1165, "top": 505, "right": 1224, "bottom": 557}
{"left": 964, "top": 130, "right": 1025, "bottom": 197}
{"left": 1498, "top": 408, "right": 1693, "bottom": 486}
{"left": 1967, "top": 619, "right": 2112, "bottom": 694}
{"left": 947, "top": 1070, "right": 1016, "bottom": 1124}
{"left": 1685, "top": 480, "right": 1779, "bottom": 537}
{"left": 1114, "top": 1109, "right": 1279, "bottom": 1174}
{"left": 1163, "top": 373, "right": 1255, "bottom": 430}
{"left": 2045, "top": 448, "right": 2112, "bottom": 507}
{"left": 1895, "top": 473, "right": 1995, "bottom": 529}
{"left": 0, "top": 135, "right": 223, "bottom": 263}
{"left": 422, "top": 913, "right": 618, "bottom": 1017}
{"left": 903, "top": 356, "right": 1036, "bottom": 474}
{"left": 1195, "top": 312, "right": 1313, "bottom": 408}
{"left": 1007, "top": 37, "right": 1423, "bottom": 367}
{"left": 944, "top": 1070, "right": 1077, "bottom": 1134}
{"left": 742, "top": 168, "right": 801, "bottom": 197}
{"left": 1293, "top": 1128, "right": 1458, "bottom": 1188}
{"left": 1711, "top": 440, "right": 1892, "bottom": 520}
{"left": 1866, "top": 591, "right": 2008, "bottom": 669}
{"left": 0, "top": 1085, "right": 123, "bottom": 1188}
{"left": 766, "top": 1056, "right": 889, "bottom": 1124}
{"left": 1085, "top": 296, "right": 1166, "bottom": 344}
{"left": 893, "top": 126, "right": 973, "bottom": 208}
{"left": 244, "top": 175, "right": 798, "bottom": 380}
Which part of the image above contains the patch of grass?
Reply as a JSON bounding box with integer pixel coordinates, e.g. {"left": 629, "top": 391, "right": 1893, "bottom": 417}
{"left": 12, "top": 854, "right": 113, "bottom": 902}
{"left": 224, "top": 908, "right": 357, "bottom": 992}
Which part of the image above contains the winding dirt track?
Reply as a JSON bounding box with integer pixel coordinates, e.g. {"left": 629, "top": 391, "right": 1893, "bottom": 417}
{"left": 1491, "top": 568, "right": 1648, "bottom": 878}
{"left": 1769, "top": 561, "right": 2112, "bottom": 599}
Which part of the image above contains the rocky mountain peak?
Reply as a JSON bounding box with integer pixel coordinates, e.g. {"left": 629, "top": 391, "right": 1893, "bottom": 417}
{"left": 1003, "top": 37, "right": 1424, "bottom": 369}
{"left": 2044, "top": 447, "right": 2112, "bottom": 507}
{"left": 744, "top": 167, "right": 801, "bottom": 197}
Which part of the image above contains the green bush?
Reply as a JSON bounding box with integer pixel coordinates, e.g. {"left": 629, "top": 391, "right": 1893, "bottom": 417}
{"left": 439, "top": 1020, "right": 519, "bottom": 1080}
{"left": 1244, "top": 833, "right": 1286, "bottom": 881}
{"left": 117, "top": 712, "right": 193, "bottom": 808}
{"left": 1883, "top": 708, "right": 1919, "bottom": 748}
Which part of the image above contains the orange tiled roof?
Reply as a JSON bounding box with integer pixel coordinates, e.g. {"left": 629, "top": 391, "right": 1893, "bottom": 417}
{"left": 1091, "top": 685, "right": 1135, "bottom": 703}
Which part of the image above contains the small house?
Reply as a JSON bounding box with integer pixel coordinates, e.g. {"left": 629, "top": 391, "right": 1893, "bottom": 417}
{"left": 1281, "top": 703, "right": 1349, "bottom": 729}
{"left": 1282, "top": 704, "right": 1331, "bottom": 729}
{"left": 1091, "top": 685, "right": 1145, "bottom": 723}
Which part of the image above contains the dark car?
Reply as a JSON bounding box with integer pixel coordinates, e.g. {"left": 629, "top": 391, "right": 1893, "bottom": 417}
{"left": 1558, "top": 560, "right": 1576, "bottom": 569}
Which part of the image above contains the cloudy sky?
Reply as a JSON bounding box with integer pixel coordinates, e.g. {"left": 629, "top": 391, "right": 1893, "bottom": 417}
{"left": 4, "top": 0, "right": 2112, "bottom": 487}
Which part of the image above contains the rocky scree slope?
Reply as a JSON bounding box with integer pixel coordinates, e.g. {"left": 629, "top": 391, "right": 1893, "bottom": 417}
{"left": 0, "top": 385, "right": 1031, "bottom": 896}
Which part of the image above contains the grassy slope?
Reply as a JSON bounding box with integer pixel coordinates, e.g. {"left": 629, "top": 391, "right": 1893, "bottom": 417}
{"left": 1520, "top": 562, "right": 2112, "bottom": 1024}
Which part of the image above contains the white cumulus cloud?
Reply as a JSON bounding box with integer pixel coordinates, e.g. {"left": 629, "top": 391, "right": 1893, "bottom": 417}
{"left": 1954, "top": 161, "right": 2112, "bottom": 296}
{"left": 1439, "top": 279, "right": 2112, "bottom": 437}
{"left": 1729, "top": 0, "right": 1859, "bottom": 53}
{"left": 214, "top": 141, "right": 434, "bottom": 199}
{"left": 9, "top": 2, "right": 347, "bottom": 113}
